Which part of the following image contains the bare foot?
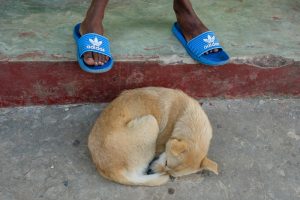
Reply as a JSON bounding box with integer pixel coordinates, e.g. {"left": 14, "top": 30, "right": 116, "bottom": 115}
{"left": 79, "top": 21, "right": 110, "bottom": 66}
{"left": 174, "top": 3, "right": 220, "bottom": 54}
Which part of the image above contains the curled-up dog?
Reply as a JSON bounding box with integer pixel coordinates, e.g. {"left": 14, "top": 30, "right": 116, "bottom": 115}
{"left": 88, "top": 87, "right": 218, "bottom": 186}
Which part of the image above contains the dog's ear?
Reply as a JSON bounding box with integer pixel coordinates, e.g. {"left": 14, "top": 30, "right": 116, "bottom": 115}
{"left": 200, "top": 157, "right": 218, "bottom": 175}
{"left": 169, "top": 139, "right": 188, "bottom": 156}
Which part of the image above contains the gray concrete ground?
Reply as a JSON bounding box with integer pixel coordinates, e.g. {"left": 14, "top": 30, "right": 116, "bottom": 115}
{"left": 0, "top": 99, "right": 299, "bottom": 200}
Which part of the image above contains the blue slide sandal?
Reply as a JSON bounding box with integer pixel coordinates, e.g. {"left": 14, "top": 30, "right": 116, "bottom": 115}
{"left": 73, "top": 23, "right": 114, "bottom": 73}
{"left": 172, "top": 22, "right": 229, "bottom": 66}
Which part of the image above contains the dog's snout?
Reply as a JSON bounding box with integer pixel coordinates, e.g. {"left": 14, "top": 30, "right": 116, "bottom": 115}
{"left": 146, "top": 168, "right": 155, "bottom": 175}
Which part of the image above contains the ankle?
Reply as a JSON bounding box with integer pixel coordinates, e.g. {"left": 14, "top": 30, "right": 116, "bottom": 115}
{"left": 81, "top": 18, "right": 103, "bottom": 28}
{"left": 80, "top": 19, "right": 104, "bottom": 35}
{"left": 173, "top": 0, "right": 195, "bottom": 16}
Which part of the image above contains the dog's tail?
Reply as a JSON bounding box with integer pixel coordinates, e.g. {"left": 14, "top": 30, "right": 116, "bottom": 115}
{"left": 113, "top": 171, "right": 169, "bottom": 186}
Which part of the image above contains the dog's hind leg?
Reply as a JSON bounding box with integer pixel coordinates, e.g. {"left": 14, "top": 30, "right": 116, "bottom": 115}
{"left": 109, "top": 115, "right": 170, "bottom": 186}
{"left": 126, "top": 115, "right": 160, "bottom": 168}
{"left": 114, "top": 115, "right": 170, "bottom": 186}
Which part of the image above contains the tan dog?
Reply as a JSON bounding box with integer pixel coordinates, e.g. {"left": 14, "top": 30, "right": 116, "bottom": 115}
{"left": 88, "top": 87, "right": 218, "bottom": 186}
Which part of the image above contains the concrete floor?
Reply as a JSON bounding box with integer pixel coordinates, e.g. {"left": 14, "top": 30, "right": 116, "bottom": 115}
{"left": 0, "top": 99, "right": 299, "bottom": 200}
{"left": 0, "top": 0, "right": 299, "bottom": 62}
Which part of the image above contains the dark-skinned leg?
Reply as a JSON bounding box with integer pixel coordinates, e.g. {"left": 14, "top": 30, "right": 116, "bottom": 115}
{"left": 173, "top": 0, "right": 219, "bottom": 53}
{"left": 80, "top": 0, "right": 110, "bottom": 66}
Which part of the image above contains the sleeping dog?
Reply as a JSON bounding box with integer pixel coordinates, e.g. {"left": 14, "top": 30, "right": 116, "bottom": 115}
{"left": 88, "top": 87, "right": 218, "bottom": 186}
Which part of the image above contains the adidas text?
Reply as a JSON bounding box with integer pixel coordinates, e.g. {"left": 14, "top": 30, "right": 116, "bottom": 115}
{"left": 204, "top": 42, "right": 219, "bottom": 49}
{"left": 87, "top": 45, "right": 105, "bottom": 52}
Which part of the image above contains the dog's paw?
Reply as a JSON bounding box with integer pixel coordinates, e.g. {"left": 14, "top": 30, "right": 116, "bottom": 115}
{"left": 147, "top": 152, "right": 167, "bottom": 174}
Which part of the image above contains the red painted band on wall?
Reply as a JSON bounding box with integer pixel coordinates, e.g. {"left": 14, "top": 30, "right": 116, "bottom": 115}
{"left": 0, "top": 61, "right": 299, "bottom": 107}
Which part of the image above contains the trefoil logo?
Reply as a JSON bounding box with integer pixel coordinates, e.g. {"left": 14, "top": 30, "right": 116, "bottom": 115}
{"left": 87, "top": 37, "right": 105, "bottom": 52}
{"left": 203, "top": 35, "right": 219, "bottom": 49}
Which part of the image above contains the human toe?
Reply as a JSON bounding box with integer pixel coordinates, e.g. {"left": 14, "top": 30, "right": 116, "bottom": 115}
{"left": 83, "top": 52, "right": 95, "bottom": 65}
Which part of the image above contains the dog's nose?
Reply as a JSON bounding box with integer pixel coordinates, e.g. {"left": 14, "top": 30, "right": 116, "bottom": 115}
{"left": 146, "top": 168, "right": 155, "bottom": 175}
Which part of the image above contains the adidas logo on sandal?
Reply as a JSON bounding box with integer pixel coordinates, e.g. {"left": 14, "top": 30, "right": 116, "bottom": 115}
{"left": 87, "top": 37, "right": 105, "bottom": 52}
{"left": 203, "top": 35, "right": 219, "bottom": 49}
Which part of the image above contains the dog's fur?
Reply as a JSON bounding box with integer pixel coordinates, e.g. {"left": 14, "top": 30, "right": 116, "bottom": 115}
{"left": 88, "top": 87, "right": 218, "bottom": 186}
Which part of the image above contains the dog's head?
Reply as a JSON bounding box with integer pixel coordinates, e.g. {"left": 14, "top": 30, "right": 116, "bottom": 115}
{"left": 164, "top": 138, "right": 218, "bottom": 177}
